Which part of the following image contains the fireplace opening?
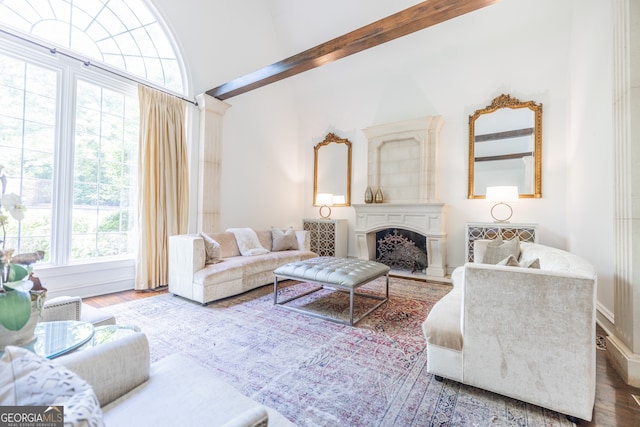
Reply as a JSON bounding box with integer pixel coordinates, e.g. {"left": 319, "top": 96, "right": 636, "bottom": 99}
{"left": 375, "top": 228, "right": 427, "bottom": 274}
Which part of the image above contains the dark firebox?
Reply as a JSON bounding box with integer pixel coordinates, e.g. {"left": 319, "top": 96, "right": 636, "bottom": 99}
{"left": 375, "top": 229, "right": 427, "bottom": 273}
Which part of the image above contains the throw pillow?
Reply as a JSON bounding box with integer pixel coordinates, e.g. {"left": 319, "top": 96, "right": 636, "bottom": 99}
{"left": 271, "top": 226, "right": 298, "bottom": 251}
{"left": 497, "top": 254, "right": 520, "bottom": 267}
{"left": 0, "top": 346, "right": 105, "bottom": 427}
{"left": 200, "top": 232, "right": 222, "bottom": 264}
{"left": 520, "top": 258, "right": 541, "bottom": 269}
{"left": 226, "top": 228, "right": 270, "bottom": 256}
{"left": 482, "top": 237, "right": 520, "bottom": 265}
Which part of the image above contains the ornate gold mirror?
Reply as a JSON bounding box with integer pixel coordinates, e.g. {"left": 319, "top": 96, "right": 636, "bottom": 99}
{"left": 468, "top": 94, "right": 542, "bottom": 199}
{"left": 314, "top": 132, "right": 352, "bottom": 207}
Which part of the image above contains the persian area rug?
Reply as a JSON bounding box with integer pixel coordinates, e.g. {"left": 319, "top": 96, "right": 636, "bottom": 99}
{"left": 102, "top": 278, "right": 576, "bottom": 427}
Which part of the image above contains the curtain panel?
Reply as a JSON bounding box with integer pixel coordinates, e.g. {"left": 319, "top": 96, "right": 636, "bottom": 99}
{"left": 136, "top": 85, "right": 189, "bottom": 290}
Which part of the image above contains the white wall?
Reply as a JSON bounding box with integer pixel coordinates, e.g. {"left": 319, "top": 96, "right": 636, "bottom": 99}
{"left": 148, "top": 0, "right": 615, "bottom": 320}
{"left": 286, "top": 0, "right": 575, "bottom": 270}
{"left": 152, "top": 0, "right": 306, "bottom": 232}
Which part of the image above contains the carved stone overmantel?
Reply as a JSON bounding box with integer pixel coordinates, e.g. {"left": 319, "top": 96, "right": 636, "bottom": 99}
{"left": 363, "top": 116, "right": 443, "bottom": 204}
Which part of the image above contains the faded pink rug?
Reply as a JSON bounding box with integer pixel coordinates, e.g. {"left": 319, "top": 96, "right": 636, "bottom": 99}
{"left": 102, "top": 278, "right": 575, "bottom": 426}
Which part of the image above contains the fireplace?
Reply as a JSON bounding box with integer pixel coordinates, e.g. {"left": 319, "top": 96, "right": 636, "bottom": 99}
{"left": 353, "top": 115, "right": 447, "bottom": 280}
{"left": 353, "top": 203, "right": 446, "bottom": 279}
{"left": 376, "top": 228, "right": 427, "bottom": 273}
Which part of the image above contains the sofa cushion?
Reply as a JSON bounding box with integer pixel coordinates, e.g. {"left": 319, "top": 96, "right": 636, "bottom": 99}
{"left": 0, "top": 346, "right": 104, "bottom": 427}
{"left": 227, "top": 228, "right": 270, "bottom": 256}
{"left": 497, "top": 254, "right": 520, "bottom": 266}
{"left": 207, "top": 232, "right": 242, "bottom": 258}
{"left": 482, "top": 238, "right": 520, "bottom": 264}
{"left": 520, "top": 257, "right": 541, "bottom": 269}
{"left": 422, "top": 288, "right": 463, "bottom": 351}
{"left": 496, "top": 254, "right": 541, "bottom": 269}
{"left": 200, "top": 232, "right": 222, "bottom": 264}
{"left": 193, "top": 259, "right": 245, "bottom": 286}
{"left": 255, "top": 230, "right": 274, "bottom": 251}
{"left": 271, "top": 226, "right": 298, "bottom": 251}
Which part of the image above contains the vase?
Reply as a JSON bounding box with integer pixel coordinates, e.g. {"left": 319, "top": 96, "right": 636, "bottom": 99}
{"left": 375, "top": 188, "right": 384, "bottom": 203}
{"left": 0, "top": 280, "right": 46, "bottom": 349}
{"left": 364, "top": 187, "right": 374, "bottom": 204}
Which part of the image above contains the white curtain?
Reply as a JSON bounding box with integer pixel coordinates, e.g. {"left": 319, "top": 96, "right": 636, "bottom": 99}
{"left": 135, "top": 85, "right": 189, "bottom": 290}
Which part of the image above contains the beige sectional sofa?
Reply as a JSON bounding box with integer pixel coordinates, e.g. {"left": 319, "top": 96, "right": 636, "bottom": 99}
{"left": 422, "top": 239, "right": 597, "bottom": 422}
{"left": 169, "top": 228, "right": 317, "bottom": 305}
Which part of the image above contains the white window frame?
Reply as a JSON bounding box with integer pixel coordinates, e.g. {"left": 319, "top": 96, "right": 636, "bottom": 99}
{"left": 0, "top": 32, "right": 140, "bottom": 296}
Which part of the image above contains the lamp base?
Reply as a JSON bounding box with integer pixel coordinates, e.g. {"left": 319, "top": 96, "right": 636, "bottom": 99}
{"left": 319, "top": 205, "right": 332, "bottom": 219}
{"left": 490, "top": 202, "right": 513, "bottom": 223}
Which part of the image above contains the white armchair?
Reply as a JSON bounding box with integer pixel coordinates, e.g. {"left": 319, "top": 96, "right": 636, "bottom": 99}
{"left": 57, "top": 333, "right": 295, "bottom": 427}
{"left": 42, "top": 296, "right": 116, "bottom": 327}
{"left": 422, "top": 241, "right": 597, "bottom": 422}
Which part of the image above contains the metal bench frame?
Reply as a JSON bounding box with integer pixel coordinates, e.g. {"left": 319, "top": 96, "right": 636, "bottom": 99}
{"left": 273, "top": 272, "right": 389, "bottom": 326}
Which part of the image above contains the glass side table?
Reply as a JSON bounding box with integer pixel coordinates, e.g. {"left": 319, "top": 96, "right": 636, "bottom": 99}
{"left": 27, "top": 320, "right": 95, "bottom": 359}
{"left": 81, "top": 324, "right": 141, "bottom": 349}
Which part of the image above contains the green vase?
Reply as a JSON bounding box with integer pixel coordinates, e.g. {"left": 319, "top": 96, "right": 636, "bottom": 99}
{"left": 0, "top": 279, "right": 44, "bottom": 349}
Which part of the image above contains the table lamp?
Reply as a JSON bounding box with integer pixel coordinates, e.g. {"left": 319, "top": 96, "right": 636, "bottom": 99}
{"left": 486, "top": 186, "right": 519, "bottom": 223}
{"left": 315, "top": 193, "right": 334, "bottom": 219}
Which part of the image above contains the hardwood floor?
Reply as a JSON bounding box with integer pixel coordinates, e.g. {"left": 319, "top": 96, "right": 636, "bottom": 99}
{"left": 84, "top": 288, "right": 640, "bottom": 426}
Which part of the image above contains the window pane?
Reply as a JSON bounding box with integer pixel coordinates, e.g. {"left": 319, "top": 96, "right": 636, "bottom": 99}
{"left": 0, "top": 55, "right": 55, "bottom": 257}
{"left": 0, "top": 0, "right": 184, "bottom": 92}
{"left": 71, "top": 79, "right": 138, "bottom": 261}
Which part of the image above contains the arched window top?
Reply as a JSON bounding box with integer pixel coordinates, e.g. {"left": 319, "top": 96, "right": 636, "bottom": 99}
{"left": 0, "top": 0, "right": 185, "bottom": 93}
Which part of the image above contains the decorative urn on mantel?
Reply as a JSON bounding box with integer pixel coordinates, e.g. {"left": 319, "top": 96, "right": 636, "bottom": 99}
{"left": 364, "top": 187, "right": 374, "bottom": 204}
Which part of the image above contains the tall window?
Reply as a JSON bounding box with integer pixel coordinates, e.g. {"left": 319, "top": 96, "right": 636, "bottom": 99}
{"left": 0, "top": 54, "right": 56, "bottom": 259}
{"left": 0, "top": 0, "right": 184, "bottom": 265}
{"left": 72, "top": 79, "right": 139, "bottom": 260}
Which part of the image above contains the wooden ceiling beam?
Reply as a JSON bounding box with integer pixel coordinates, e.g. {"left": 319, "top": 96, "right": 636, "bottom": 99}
{"left": 206, "top": 0, "right": 500, "bottom": 100}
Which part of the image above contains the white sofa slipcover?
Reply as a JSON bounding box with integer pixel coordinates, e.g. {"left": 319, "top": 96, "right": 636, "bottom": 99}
{"left": 422, "top": 240, "right": 597, "bottom": 422}
{"left": 57, "top": 332, "right": 295, "bottom": 427}
{"left": 169, "top": 229, "right": 317, "bottom": 305}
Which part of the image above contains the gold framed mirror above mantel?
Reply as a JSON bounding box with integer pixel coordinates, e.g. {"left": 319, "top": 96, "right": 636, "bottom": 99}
{"left": 313, "top": 132, "right": 352, "bottom": 207}
{"left": 468, "top": 94, "right": 542, "bottom": 199}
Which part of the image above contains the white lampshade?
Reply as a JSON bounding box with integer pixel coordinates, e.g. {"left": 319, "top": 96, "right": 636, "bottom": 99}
{"left": 332, "top": 195, "right": 345, "bottom": 205}
{"left": 315, "top": 193, "right": 334, "bottom": 206}
{"left": 486, "top": 186, "right": 519, "bottom": 202}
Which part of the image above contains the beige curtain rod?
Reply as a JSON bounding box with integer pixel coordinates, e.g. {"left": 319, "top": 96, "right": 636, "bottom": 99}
{"left": 0, "top": 27, "right": 198, "bottom": 107}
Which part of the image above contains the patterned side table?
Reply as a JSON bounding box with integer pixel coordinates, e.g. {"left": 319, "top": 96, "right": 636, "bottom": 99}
{"left": 303, "top": 218, "right": 348, "bottom": 257}
{"left": 466, "top": 222, "right": 538, "bottom": 262}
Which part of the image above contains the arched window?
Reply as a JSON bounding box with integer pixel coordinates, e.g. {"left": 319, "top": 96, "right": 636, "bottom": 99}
{"left": 0, "top": 0, "right": 186, "bottom": 271}
{"left": 0, "top": 0, "right": 184, "bottom": 92}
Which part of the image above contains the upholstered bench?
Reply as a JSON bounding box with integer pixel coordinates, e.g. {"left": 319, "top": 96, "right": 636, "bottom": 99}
{"left": 273, "top": 256, "right": 390, "bottom": 326}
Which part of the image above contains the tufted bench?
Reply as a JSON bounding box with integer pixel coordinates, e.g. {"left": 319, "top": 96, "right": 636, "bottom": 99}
{"left": 273, "top": 256, "right": 390, "bottom": 326}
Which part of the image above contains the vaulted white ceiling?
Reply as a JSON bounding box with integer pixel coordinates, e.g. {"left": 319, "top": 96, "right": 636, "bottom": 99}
{"left": 265, "top": 0, "right": 425, "bottom": 57}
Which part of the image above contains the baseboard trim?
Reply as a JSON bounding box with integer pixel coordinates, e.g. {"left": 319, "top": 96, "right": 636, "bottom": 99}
{"left": 596, "top": 302, "right": 615, "bottom": 336}
{"left": 606, "top": 335, "right": 640, "bottom": 388}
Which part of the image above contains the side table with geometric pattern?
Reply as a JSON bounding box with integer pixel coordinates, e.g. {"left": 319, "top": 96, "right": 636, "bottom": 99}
{"left": 466, "top": 222, "right": 538, "bottom": 262}
{"left": 303, "top": 218, "right": 348, "bottom": 257}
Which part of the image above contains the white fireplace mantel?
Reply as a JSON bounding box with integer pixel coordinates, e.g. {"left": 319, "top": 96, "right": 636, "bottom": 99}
{"left": 356, "top": 116, "right": 447, "bottom": 279}
{"left": 353, "top": 203, "right": 447, "bottom": 278}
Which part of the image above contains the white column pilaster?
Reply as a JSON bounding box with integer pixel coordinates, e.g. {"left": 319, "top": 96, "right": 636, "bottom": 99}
{"left": 607, "top": 0, "right": 640, "bottom": 387}
{"left": 195, "top": 94, "right": 231, "bottom": 233}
